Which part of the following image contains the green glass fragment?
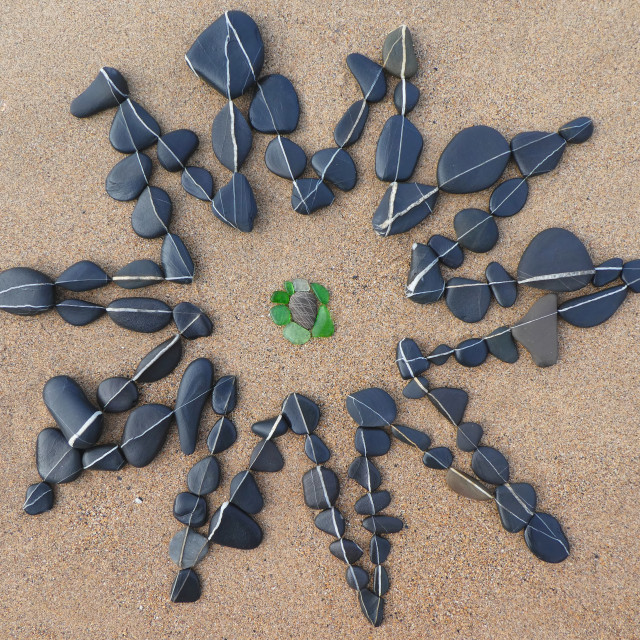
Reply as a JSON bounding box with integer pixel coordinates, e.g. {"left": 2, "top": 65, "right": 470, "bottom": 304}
{"left": 270, "top": 305, "right": 291, "bottom": 326}
{"left": 271, "top": 290, "right": 290, "bottom": 304}
{"left": 283, "top": 322, "right": 311, "bottom": 345}
{"left": 311, "top": 304, "right": 335, "bottom": 337}
{"left": 293, "top": 278, "right": 310, "bottom": 292}
{"left": 285, "top": 281, "right": 295, "bottom": 296}
{"left": 310, "top": 282, "right": 330, "bottom": 304}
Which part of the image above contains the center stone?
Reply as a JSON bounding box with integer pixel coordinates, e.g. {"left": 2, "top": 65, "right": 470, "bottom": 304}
{"left": 288, "top": 291, "right": 318, "bottom": 330}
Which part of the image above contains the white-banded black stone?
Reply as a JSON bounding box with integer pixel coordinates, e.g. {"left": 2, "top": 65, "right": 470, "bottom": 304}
{"left": 355, "top": 427, "right": 391, "bottom": 457}
{"left": 454, "top": 338, "right": 488, "bottom": 367}
{"left": 291, "top": 178, "right": 335, "bottom": 214}
{"left": 391, "top": 424, "right": 431, "bottom": 450}
{"left": 621, "top": 259, "right": 640, "bottom": 292}
{"left": 489, "top": 178, "right": 529, "bottom": 218}
{"left": 174, "top": 492, "right": 208, "bottom": 527}
{"left": 212, "top": 375, "right": 237, "bottom": 415}
{"left": 445, "top": 277, "right": 491, "bottom": 323}
{"left": 106, "top": 297, "right": 172, "bottom": 333}
{"left": 511, "top": 294, "right": 558, "bottom": 368}
{"left": 314, "top": 507, "right": 345, "bottom": 537}
{"left": 304, "top": 434, "right": 330, "bottom": 464}
{"left": 511, "top": 131, "right": 566, "bottom": 177}
{"left": 405, "top": 243, "right": 445, "bottom": 303}
{"left": 173, "top": 302, "right": 213, "bottom": 340}
{"left": 363, "top": 515, "right": 403, "bottom": 535}
{"left": 486, "top": 262, "right": 517, "bottom": 307}
{"left": 181, "top": 167, "right": 213, "bottom": 201}
{"left": 438, "top": 125, "right": 510, "bottom": 193}
{"left": 428, "top": 344, "right": 453, "bottom": 365}
{"left": 358, "top": 588, "right": 384, "bottom": 627}
{"left": 0, "top": 267, "right": 54, "bottom": 316}
{"left": 422, "top": 447, "right": 453, "bottom": 470}
{"left": 169, "top": 527, "right": 208, "bottom": 568}
{"left": 355, "top": 490, "right": 391, "bottom": 516}
{"left": 311, "top": 148, "right": 357, "bottom": 191}
{"left": 249, "top": 74, "right": 300, "bottom": 134}
{"left": 134, "top": 335, "right": 183, "bottom": 383}
{"left": 82, "top": 445, "right": 125, "bottom": 471}
{"left": 559, "top": 117, "right": 593, "bottom": 144}
{"left": 346, "top": 565, "right": 369, "bottom": 591}
{"left": 36, "top": 428, "right": 83, "bottom": 484}
{"left": 208, "top": 502, "right": 263, "bottom": 549}
{"left": 162, "top": 234, "right": 194, "bottom": 285}
{"left": 370, "top": 534, "right": 391, "bottom": 565}
{"left": 265, "top": 136, "right": 306, "bottom": 179}
{"left": 249, "top": 438, "right": 284, "bottom": 472}
{"left": 394, "top": 79, "right": 419, "bottom": 115}
{"left": 346, "top": 387, "right": 396, "bottom": 427}
{"left": 472, "top": 446, "right": 510, "bottom": 484}
{"left": 517, "top": 228, "right": 594, "bottom": 292}
{"left": 456, "top": 422, "right": 483, "bottom": 452}
{"left": 23, "top": 482, "right": 54, "bottom": 515}
{"left": 427, "top": 235, "right": 463, "bottom": 269}
{"left": 131, "top": 186, "right": 172, "bottom": 239}
{"left": 524, "top": 512, "right": 570, "bottom": 563}
{"left": 211, "top": 102, "right": 253, "bottom": 171}
{"left": 212, "top": 172, "right": 257, "bottom": 233}
{"left": 373, "top": 565, "right": 389, "bottom": 597}
{"left": 251, "top": 414, "right": 289, "bottom": 439}
{"left": 288, "top": 290, "right": 317, "bottom": 330}
{"left": 170, "top": 568, "right": 201, "bottom": 603}
{"left": 427, "top": 387, "right": 468, "bottom": 425}
{"left": 348, "top": 456, "right": 382, "bottom": 491}
{"left": 558, "top": 285, "right": 628, "bottom": 327}
{"left": 593, "top": 258, "right": 623, "bottom": 287}
{"left": 382, "top": 25, "right": 417, "bottom": 78}
{"left": 70, "top": 67, "right": 128, "bottom": 118}
{"left": 454, "top": 208, "right": 499, "bottom": 253}
{"left": 176, "top": 358, "right": 214, "bottom": 455}
{"left": 158, "top": 129, "right": 199, "bottom": 172}
{"left": 43, "top": 375, "right": 103, "bottom": 449}
{"left": 329, "top": 538, "right": 363, "bottom": 564}
{"left": 402, "top": 376, "right": 429, "bottom": 399}
{"left": 96, "top": 377, "right": 138, "bottom": 413}
{"left": 207, "top": 416, "right": 237, "bottom": 453}
{"left": 56, "top": 300, "right": 105, "bottom": 326}
{"left": 346, "top": 53, "right": 386, "bottom": 102}
{"left": 113, "top": 260, "right": 164, "bottom": 289}
{"left": 485, "top": 327, "right": 519, "bottom": 363}
{"left": 56, "top": 261, "right": 108, "bottom": 291}
{"left": 334, "top": 100, "right": 369, "bottom": 148}
{"left": 106, "top": 153, "right": 151, "bottom": 201}
{"left": 375, "top": 115, "right": 423, "bottom": 182}
{"left": 281, "top": 393, "right": 319, "bottom": 434}
{"left": 396, "top": 338, "right": 429, "bottom": 379}
{"left": 373, "top": 182, "right": 438, "bottom": 237}
{"left": 120, "top": 404, "right": 173, "bottom": 467}
{"left": 187, "top": 456, "right": 220, "bottom": 496}
{"left": 110, "top": 99, "right": 160, "bottom": 153}
{"left": 495, "top": 483, "right": 537, "bottom": 533}
{"left": 229, "top": 470, "right": 263, "bottom": 514}
{"left": 302, "top": 466, "right": 339, "bottom": 509}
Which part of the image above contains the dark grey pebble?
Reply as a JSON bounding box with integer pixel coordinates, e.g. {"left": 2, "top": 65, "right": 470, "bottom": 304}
{"left": 207, "top": 416, "right": 237, "bottom": 454}
{"left": 249, "top": 74, "right": 300, "bottom": 134}
{"left": 329, "top": 538, "right": 363, "bottom": 564}
{"left": 208, "top": 502, "right": 263, "bottom": 549}
{"left": 131, "top": 186, "right": 172, "bottom": 239}
{"left": 373, "top": 565, "right": 389, "bottom": 597}
{"left": 82, "top": 445, "right": 125, "bottom": 471}
{"left": 302, "top": 466, "right": 339, "bottom": 509}
{"left": 355, "top": 490, "right": 391, "bottom": 516}
{"left": 394, "top": 79, "right": 420, "bottom": 115}
{"left": 363, "top": 515, "right": 403, "bottom": 534}
{"left": 109, "top": 99, "right": 160, "bottom": 153}
{"left": 229, "top": 470, "right": 263, "bottom": 514}
{"left": 391, "top": 424, "right": 431, "bottom": 451}
{"left": 382, "top": 25, "right": 417, "bottom": 78}
{"left": 346, "top": 387, "right": 397, "bottom": 427}
{"left": 405, "top": 243, "right": 445, "bottom": 303}
{"left": 472, "top": 446, "right": 510, "bottom": 484}
{"left": 402, "top": 376, "right": 429, "bottom": 399}
{"left": 355, "top": 427, "right": 390, "bottom": 457}
{"left": 370, "top": 534, "right": 391, "bottom": 564}
{"left": 304, "top": 434, "right": 331, "bottom": 464}
{"left": 314, "top": 507, "right": 345, "bottom": 537}
{"left": 427, "top": 387, "right": 468, "bottom": 425}
{"left": 346, "top": 566, "right": 369, "bottom": 591}
{"left": 169, "top": 527, "right": 208, "bottom": 568}
{"left": 133, "top": 334, "right": 183, "bottom": 383}
{"left": 187, "top": 456, "right": 220, "bottom": 496}
{"left": 70, "top": 67, "right": 128, "bottom": 118}
{"left": 120, "top": 404, "right": 173, "bottom": 467}
{"left": 486, "top": 262, "right": 517, "bottom": 307}
{"left": 396, "top": 338, "right": 429, "bottom": 379}
{"left": 105, "top": 153, "right": 151, "bottom": 201}
{"left": 162, "top": 234, "right": 195, "bottom": 284}
{"left": 249, "top": 438, "right": 284, "bottom": 472}
{"left": 281, "top": 393, "right": 319, "bottom": 434}
{"left": 23, "top": 482, "right": 54, "bottom": 515}
{"left": 212, "top": 172, "right": 257, "bottom": 232}
{"left": 511, "top": 131, "right": 566, "bottom": 177}
{"left": 422, "top": 447, "right": 454, "bottom": 470}
{"left": 170, "top": 568, "right": 201, "bottom": 603}
{"left": 373, "top": 182, "right": 438, "bottom": 237}
{"left": 288, "top": 290, "right": 318, "bottom": 330}
{"left": 311, "top": 148, "right": 356, "bottom": 191}
{"left": 0, "top": 267, "right": 54, "bottom": 316}
{"left": 348, "top": 456, "right": 382, "bottom": 491}
{"left": 622, "top": 259, "right": 640, "bottom": 292}
{"left": 181, "top": 167, "right": 214, "bottom": 201}
{"left": 157, "top": 129, "right": 199, "bottom": 172}
{"left": 445, "top": 277, "right": 491, "bottom": 323}
{"left": 36, "top": 428, "right": 83, "bottom": 484}
{"left": 56, "top": 300, "right": 105, "bottom": 326}
{"left": 96, "top": 377, "right": 138, "bottom": 413}
{"left": 511, "top": 294, "right": 558, "bottom": 368}
{"left": 558, "top": 285, "right": 628, "bottom": 327}
{"left": 113, "top": 260, "right": 164, "bottom": 289}
{"left": 558, "top": 117, "right": 593, "bottom": 144}
{"left": 173, "top": 302, "right": 213, "bottom": 340}
{"left": 455, "top": 338, "right": 488, "bottom": 367}
{"left": 454, "top": 208, "right": 499, "bottom": 253}
{"left": 489, "top": 178, "right": 529, "bottom": 218}
{"left": 56, "top": 260, "right": 108, "bottom": 291}
{"left": 495, "top": 483, "right": 537, "bottom": 533}
{"left": 265, "top": 136, "right": 306, "bottom": 179}
{"left": 291, "top": 178, "right": 335, "bottom": 214}
{"left": 212, "top": 375, "right": 237, "bottom": 415}
{"left": 485, "top": 327, "right": 519, "bottom": 363}
{"left": 251, "top": 414, "right": 289, "bottom": 439}
{"left": 524, "top": 512, "right": 570, "bottom": 563}
{"left": 211, "top": 102, "right": 253, "bottom": 171}
{"left": 592, "top": 258, "right": 623, "bottom": 287}
{"left": 375, "top": 115, "right": 423, "bottom": 182}
{"left": 428, "top": 344, "right": 453, "bottom": 365}
{"left": 427, "top": 235, "right": 464, "bottom": 269}
{"left": 174, "top": 492, "right": 208, "bottom": 527}
{"left": 107, "top": 297, "right": 172, "bottom": 333}
{"left": 334, "top": 100, "right": 369, "bottom": 148}
{"left": 456, "top": 422, "right": 483, "bottom": 452}
{"left": 358, "top": 588, "right": 384, "bottom": 627}
{"left": 347, "top": 53, "right": 386, "bottom": 102}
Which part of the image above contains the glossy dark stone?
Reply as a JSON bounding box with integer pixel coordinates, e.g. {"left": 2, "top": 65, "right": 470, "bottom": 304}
{"left": 109, "top": 99, "right": 160, "bottom": 153}
{"left": 489, "top": 178, "right": 529, "bottom": 218}
{"left": 249, "top": 74, "right": 299, "bottom": 134}
{"left": 446, "top": 467, "right": 494, "bottom": 502}
{"left": 394, "top": 79, "right": 419, "bottom": 115}
{"left": 347, "top": 53, "right": 386, "bottom": 102}
{"left": 107, "top": 297, "right": 172, "bottom": 333}
{"left": 82, "top": 445, "right": 125, "bottom": 471}
{"left": 291, "top": 178, "right": 334, "bottom": 214}
{"left": 405, "top": 243, "right": 445, "bottom": 303}
{"left": 422, "top": 447, "right": 453, "bottom": 470}
{"left": 454, "top": 338, "right": 488, "bottom": 367}
{"left": 402, "top": 376, "right": 429, "bottom": 399}
{"left": 622, "top": 259, "right": 640, "bottom": 292}
{"left": 486, "top": 262, "right": 517, "bottom": 307}
{"left": 281, "top": 393, "right": 319, "bottom": 434}
{"left": 96, "top": 377, "right": 138, "bottom": 413}
{"left": 173, "top": 302, "right": 213, "bottom": 340}
{"left": 445, "top": 277, "right": 491, "bottom": 323}
{"left": 23, "top": 482, "right": 54, "bottom": 515}
{"left": 495, "top": 483, "right": 537, "bottom": 533}
{"left": 592, "top": 258, "right": 623, "bottom": 287}
{"left": 428, "top": 344, "right": 453, "bottom": 365}
{"left": 105, "top": 153, "right": 151, "bottom": 201}
{"left": 355, "top": 427, "right": 391, "bottom": 457}
{"left": 43, "top": 375, "right": 103, "bottom": 449}
{"left": 373, "top": 182, "right": 438, "bottom": 237}
{"left": 524, "top": 512, "right": 570, "bottom": 563}
{"left": 212, "top": 375, "right": 237, "bottom": 415}
{"left": 211, "top": 102, "right": 253, "bottom": 171}
{"left": 485, "top": 327, "right": 519, "bottom": 363}
{"left": 131, "top": 186, "right": 172, "bottom": 238}
{"left": 302, "top": 466, "right": 339, "bottom": 509}
{"left": 558, "top": 285, "right": 628, "bottom": 327}
{"left": 329, "top": 538, "right": 363, "bottom": 564}
{"left": 396, "top": 338, "right": 429, "bottom": 379}
{"left": 358, "top": 589, "right": 384, "bottom": 628}
{"left": 375, "top": 115, "right": 423, "bottom": 182}
{"left": 370, "top": 534, "right": 391, "bottom": 564}
{"left": 288, "top": 290, "right": 317, "bottom": 330}
{"left": 427, "top": 387, "right": 468, "bottom": 425}
{"left": 472, "top": 446, "right": 510, "bottom": 484}
{"left": 0, "top": 267, "right": 55, "bottom": 316}
{"left": 181, "top": 167, "right": 214, "bottom": 201}
{"left": 207, "top": 417, "right": 237, "bottom": 453}
{"left": 113, "top": 260, "right": 163, "bottom": 289}
{"left": 437, "top": 125, "right": 510, "bottom": 194}
{"left": 314, "top": 507, "right": 345, "bottom": 537}
{"left": 208, "top": 502, "right": 263, "bottom": 549}
{"left": 348, "top": 456, "right": 381, "bottom": 491}
{"left": 56, "top": 300, "right": 105, "bottom": 326}
{"left": 334, "top": 100, "right": 369, "bottom": 148}
{"left": 265, "top": 136, "right": 306, "bottom": 179}
{"left": 174, "top": 492, "right": 208, "bottom": 527}
{"left": 311, "top": 148, "right": 356, "bottom": 191}
{"left": 162, "top": 234, "right": 194, "bottom": 284}
{"left": 120, "top": 404, "right": 173, "bottom": 467}
{"left": 36, "top": 428, "right": 82, "bottom": 484}
{"left": 157, "top": 129, "right": 199, "bottom": 172}
{"left": 346, "top": 566, "right": 369, "bottom": 591}
{"left": 301, "top": 434, "right": 328, "bottom": 465}
{"left": 363, "top": 515, "right": 403, "bottom": 534}
{"left": 428, "top": 235, "right": 464, "bottom": 269}
{"left": 511, "top": 294, "right": 558, "bottom": 368}
{"left": 212, "top": 172, "right": 257, "bottom": 233}
{"left": 456, "top": 422, "right": 483, "bottom": 452}
{"left": 373, "top": 565, "right": 389, "bottom": 597}
{"left": 454, "top": 208, "right": 499, "bottom": 253}
{"left": 185, "top": 10, "right": 264, "bottom": 99}
{"left": 382, "top": 25, "right": 417, "bottom": 78}
{"left": 170, "top": 568, "right": 201, "bottom": 603}
{"left": 346, "top": 387, "right": 397, "bottom": 427}
{"left": 511, "top": 131, "right": 566, "bottom": 177}
{"left": 134, "top": 334, "right": 183, "bottom": 383}
{"left": 229, "top": 470, "right": 263, "bottom": 514}
{"left": 559, "top": 117, "right": 593, "bottom": 144}
{"left": 187, "top": 456, "right": 220, "bottom": 496}
{"left": 169, "top": 527, "right": 208, "bottom": 568}
{"left": 175, "top": 358, "right": 214, "bottom": 455}
{"left": 354, "top": 490, "right": 391, "bottom": 515}
{"left": 251, "top": 414, "right": 289, "bottom": 439}
{"left": 391, "top": 424, "right": 431, "bottom": 451}
{"left": 249, "top": 438, "right": 284, "bottom": 472}
{"left": 517, "top": 228, "right": 594, "bottom": 292}
{"left": 56, "top": 260, "right": 108, "bottom": 291}
{"left": 70, "top": 67, "right": 128, "bottom": 118}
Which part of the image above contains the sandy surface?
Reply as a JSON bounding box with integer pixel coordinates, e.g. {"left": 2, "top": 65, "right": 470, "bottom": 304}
{"left": 1, "top": 1, "right": 639, "bottom": 638}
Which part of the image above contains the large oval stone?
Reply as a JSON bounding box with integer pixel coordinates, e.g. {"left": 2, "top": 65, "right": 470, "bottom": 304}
{"left": 0, "top": 267, "right": 55, "bottom": 316}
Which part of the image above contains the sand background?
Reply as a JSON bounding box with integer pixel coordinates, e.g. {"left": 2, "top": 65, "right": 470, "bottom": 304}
{"left": 1, "top": 1, "right": 639, "bottom": 638}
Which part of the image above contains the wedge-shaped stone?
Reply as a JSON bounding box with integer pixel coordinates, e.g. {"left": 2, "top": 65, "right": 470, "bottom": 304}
{"left": 23, "top": 482, "right": 54, "bottom": 515}
{"left": 229, "top": 470, "right": 263, "bottom": 514}
{"left": 36, "top": 428, "right": 83, "bottom": 484}
{"left": 427, "top": 387, "right": 468, "bottom": 425}
{"left": 348, "top": 456, "right": 381, "bottom": 491}
{"left": 96, "top": 377, "right": 138, "bottom": 413}
{"left": 249, "top": 438, "right": 284, "bottom": 472}
{"left": 329, "top": 538, "right": 363, "bottom": 564}
{"left": 333, "top": 100, "right": 369, "bottom": 148}
{"left": 314, "top": 507, "right": 345, "bottom": 537}
{"left": 56, "top": 300, "right": 105, "bottom": 327}
{"left": 265, "top": 136, "right": 306, "bottom": 179}
{"left": 212, "top": 376, "right": 237, "bottom": 415}
{"left": 131, "top": 186, "right": 172, "bottom": 239}
{"left": 281, "top": 393, "right": 320, "bottom": 434}
{"left": 170, "top": 568, "right": 201, "bottom": 603}
{"left": 346, "top": 387, "right": 397, "bottom": 427}
{"left": 495, "top": 483, "right": 537, "bottom": 533}
{"left": 187, "top": 456, "right": 220, "bottom": 496}
{"left": 82, "top": 445, "right": 125, "bottom": 471}
{"left": 354, "top": 490, "right": 391, "bottom": 516}
{"left": 173, "top": 302, "right": 213, "bottom": 340}
{"left": 511, "top": 293, "right": 558, "bottom": 367}
{"left": 382, "top": 25, "right": 417, "bottom": 78}
{"left": 162, "top": 233, "right": 194, "bottom": 284}
{"left": 169, "top": 527, "right": 208, "bottom": 569}
{"left": 70, "top": 67, "right": 128, "bottom": 118}
{"left": 291, "top": 178, "right": 334, "bottom": 214}
{"left": 158, "top": 129, "right": 199, "bottom": 172}
{"left": 109, "top": 99, "right": 160, "bottom": 153}
{"left": 105, "top": 153, "right": 151, "bottom": 201}
{"left": 207, "top": 417, "right": 237, "bottom": 453}
{"left": 511, "top": 131, "right": 566, "bottom": 177}
{"left": 249, "top": 74, "right": 300, "bottom": 133}
{"left": 347, "top": 53, "right": 386, "bottom": 102}
{"left": 304, "top": 434, "right": 330, "bottom": 464}
{"left": 358, "top": 588, "right": 384, "bottom": 627}
{"left": 311, "top": 148, "right": 356, "bottom": 191}
{"left": 369, "top": 534, "right": 390, "bottom": 564}
{"left": 208, "top": 502, "right": 263, "bottom": 549}
{"left": 133, "top": 334, "right": 182, "bottom": 383}
{"left": 181, "top": 167, "right": 213, "bottom": 201}
{"left": 558, "top": 285, "right": 628, "bottom": 327}
{"left": 391, "top": 424, "right": 431, "bottom": 451}
{"left": 446, "top": 468, "right": 493, "bottom": 501}
{"left": 396, "top": 338, "right": 429, "bottom": 379}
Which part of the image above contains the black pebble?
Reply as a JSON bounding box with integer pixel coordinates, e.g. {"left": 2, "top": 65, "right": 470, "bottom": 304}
{"left": 251, "top": 415, "right": 289, "bottom": 439}
{"left": 396, "top": 338, "right": 429, "bottom": 379}
{"left": 211, "top": 102, "right": 253, "bottom": 171}
{"left": 346, "top": 387, "right": 397, "bottom": 427}
{"left": 302, "top": 466, "right": 339, "bottom": 509}
{"left": 212, "top": 172, "right": 257, "bottom": 233}
{"left": 427, "top": 387, "right": 468, "bottom": 425}
{"left": 375, "top": 115, "right": 423, "bottom": 182}
{"left": 511, "top": 131, "right": 566, "bottom": 177}
{"left": 106, "top": 153, "right": 151, "bottom": 201}
{"left": 187, "top": 456, "right": 220, "bottom": 496}
{"left": 304, "top": 434, "right": 331, "bottom": 464}
{"left": 109, "top": 99, "right": 160, "bottom": 153}
{"left": 207, "top": 417, "right": 237, "bottom": 454}
{"left": 0, "top": 267, "right": 55, "bottom": 316}
{"left": 162, "top": 234, "right": 195, "bottom": 284}
{"left": 107, "top": 297, "right": 173, "bottom": 333}
{"left": 291, "top": 178, "right": 334, "bottom": 214}
{"left": 454, "top": 208, "right": 499, "bottom": 253}
{"left": 347, "top": 53, "right": 386, "bottom": 102}
{"left": 249, "top": 439, "right": 284, "bottom": 472}
{"left": 329, "top": 538, "right": 363, "bottom": 564}
{"left": 358, "top": 589, "right": 384, "bottom": 628}
{"left": 56, "top": 300, "right": 105, "bottom": 327}
{"left": 455, "top": 338, "right": 488, "bottom": 367}
{"left": 131, "top": 187, "right": 172, "bottom": 239}
{"left": 428, "top": 344, "right": 453, "bottom": 365}
{"left": 249, "top": 74, "right": 300, "bottom": 134}
{"left": 393, "top": 79, "right": 420, "bottom": 115}
{"left": 70, "top": 67, "right": 128, "bottom": 118}
{"left": 173, "top": 302, "right": 213, "bottom": 340}
{"left": 622, "top": 259, "right": 640, "bottom": 292}
{"left": 56, "top": 260, "right": 108, "bottom": 291}
{"left": 157, "top": 129, "right": 199, "bottom": 172}
{"left": 422, "top": 447, "right": 453, "bottom": 470}
{"left": 373, "top": 182, "right": 438, "bottom": 237}
{"left": 456, "top": 422, "right": 483, "bottom": 451}
{"left": 334, "top": 100, "right": 369, "bottom": 148}
{"left": 373, "top": 565, "right": 389, "bottom": 597}
{"left": 346, "top": 566, "right": 369, "bottom": 591}
{"left": 82, "top": 445, "right": 125, "bottom": 471}
{"left": 208, "top": 502, "right": 263, "bottom": 549}
{"left": 265, "top": 136, "right": 306, "bottom": 179}
{"left": 23, "top": 482, "right": 54, "bottom": 515}
{"left": 174, "top": 492, "right": 208, "bottom": 527}
{"left": 314, "top": 507, "right": 345, "bottom": 537}
{"left": 558, "top": 285, "right": 628, "bottom": 327}
{"left": 348, "top": 456, "right": 382, "bottom": 491}
{"left": 495, "top": 483, "right": 536, "bottom": 533}
{"left": 355, "top": 427, "right": 391, "bottom": 457}
{"left": 445, "top": 277, "right": 491, "bottom": 323}
{"left": 113, "top": 260, "right": 164, "bottom": 289}
{"left": 489, "top": 178, "right": 529, "bottom": 218}
{"left": 402, "top": 376, "right": 429, "bottom": 399}
{"left": 120, "top": 404, "right": 173, "bottom": 467}
{"left": 428, "top": 235, "right": 464, "bottom": 269}
{"left": 36, "top": 428, "right": 83, "bottom": 484}
{"left": 485, "top": 327, "right": 519, "bottom": 363}
{"left": 369, "top": 534, "right": 391, "bottom": 564}
{"left": 405, "top": 243, "right": 445, "bottom": 303}
{"left": 96, "top": 377, "right": 138, "bottom": 413}
{"left": 592, "top": 258, "right": 623, "bottom": 287}
{"left": 486, "top": 262, "right": 517, "bottom": 307}
{"left": 229, "top": 470, "right": 263, "bottom": 514}
{"left": 362, "top": 515, "right": 403, "bottom": 534}
{"left": 472, "top": 446, "right": 510, "bottom": 484}
{"left": 524, "top": 512, "right": 570, "bottom": 563}
{"left": 354, "top": 490, "right": 392, "bottom": 515}
{"left": 212, "top": 375, "right": 237, "bottom": 415}
{"left": 281, "top": 393, "right": 320, "bottom": 434}
{"left": 181, "top": 167, "right": 214, "bottom": 201}
{"left": 558, "top": 117, "right": 593, "bottom": 144}
{"left": 391, "top": 424, "right": 431, "bottom": 450}
{"left": 170, "top": 568, "right": 201, "bottom": 603}
{"left": 134, "top": 334, "right": 183, "bottom": 383}
{"left": 311, "top": 148, "right": 356, "bottom": 191}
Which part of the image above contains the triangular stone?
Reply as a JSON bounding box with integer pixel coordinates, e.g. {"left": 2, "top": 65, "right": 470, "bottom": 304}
{"left": 109, "top": 99, "right": 160, "bottom": 153}
{"left": 511, "top": 294, "right": 558, "bottom": 367}
{"left": 208, "top": 502, "right": 263, "bottom": 549}
{"left": 212, "top": 172, "right": 257, "bottom": 233}
{"left": 427, "top": 387, "right": 468, "bottom": 425}
{"left": 229, "top": 470, "right": 263, "bottom": 514}
{"left": 249, "top": 438, "right": 284, "bottom": 472}
{"left": 70, "top": 67, "right": 128, "bottom": 118}
{"left": 346, "top": 53, "right": 386, "bottom": 102}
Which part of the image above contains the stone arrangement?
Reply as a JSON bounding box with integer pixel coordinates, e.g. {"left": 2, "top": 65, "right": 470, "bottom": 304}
{"left": 269, "top": 278, "right": 334, "bottom": 344}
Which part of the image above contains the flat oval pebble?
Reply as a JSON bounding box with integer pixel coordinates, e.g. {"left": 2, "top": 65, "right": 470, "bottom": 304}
{"left": 157, "top": 129, "right": 199, "bottom": 172}
{"left": 304, "top": 433, "right": 331, "bottom": 464}
{"left": 511, "top": 131, "right": 566, "bottom": 177}
{"left": 169, "top": 527, "right": 208, "bottom": 569}
{"left": 131, "top": 186, "right": 172, "bottom": 239}
{"left": 355, "top": 427, "right": 391, "bottom": 457}
{"left": 109, "top": 99, "right": 160, "bottom": 153}
{"left": 314, "top": 507, "right": 345, "bottom": 538}
{"left": 454, "top": 208, "right": 499, "bottom": 253}
{"left": 23, "top": 482, "right": 54, "bottom": 515}
{"left": 454, "top": 338, "right": 489, "bottom": 367}
{"left": 495, "top": 483, "right": 537, "bottom": 533}
{"left": 559, "top": 285, "right": 628, "bottom": 328}
{"left": 445, "top": 277, "right": 491, "bottom": 323}
{"left": 173, "top": 302, "right": 213, "bottom": 340}
{"left": 373, "top": 565, "right": 389, "bottom": 597}
{"left": 391, "top": 424, "right": 431, "bottom": 450}
{"left": 208, "top": 502, "right": 263, "bottom": 549}
{"left": 456, "top": 422, "right": 483, "bottom": 451}
{"left": 402, "top": 376, "right": 429, "bottom": 399}
{"left": 354, "top": 490, "right": 391, "bottom": 516}
{"left": 96, "top": 377, "right": 138, "bottom": 413}
{"left": 375, "top": 115, "right": 423, "bottom": 182}
{"left": 105, "top": 153, "right": 151, "bottom": 201}
{"left": 291, "top": 178, "right": 335, "bottom": 214}
{"left": 348, "top": 456, "right": 382, "bottom": 491}
{"left": 428, "top": 344, "right": 453, "bottom": 365}
{"left": 229, "top": 471, "right": 263, "bottom": 514}
{"left": 56, "top": 260, "right": 108, "bottom": 292}
{"left": 251, "top": 414, "right": 289, "bottom": 439}
{"left": 170, "top": 568, "right": 201, "bottom": 603}
{"left": 249, "top": 74, "right": 300, "bottom": 134}
{"left": 70, "top": 67, "right": 128, "bottom": 118}
{"left": 133, "top": 334, "right": 183, "bottom": 383}
{"left": 0, "top": 267, "right": 55, "bottom": 316}
{"left": 593, "top": 257, "right": 623, "bottom": 287}
{"left": 373, "top": 182, "right": 438, "bottom": 237}
{"left": 370, "top": 534, "right": 391, "bottom": 564}
{"left": 211, "top": 102, "right": 253, "bottom": 171}
{"left": 162, "top": 234, "right": 195, "bottom": 284}
{"left": 212, "top": 376, "right": 237, "bottom": 415}
{"left": 485, "top": 327, "right": 519, "bottom": 363}
{"left": 113, "top": 260, "right": 164, "bottom": 289}
{"left": 302, "top": 466, "right": 339, "bottom": 509}
{"left": 334, "top": 100, "right": 369, "bottom": 148}
{"left": 120, "top": 404, "right": 173, "bottom": 467}
{"left": 107, "top": 297, "right": 172, "bottom": 333}
{"left": 427, "top": 235, "right": 464, "bottom": 269}
{"left": 249, "top": 438, "right": 284, "bottom": 472}
{"left": 394, "top": 79, "right": 420, "bottom": 115}
{"left": 212, "top": 172, "right": 257, "bottom": 233}
{"left": 511, "top": 293, "right": 558, "bottom": 368}
{"left": 173, "top": 492, "right": 208, "bottom": 527}
{"left": 396, "top": 338, "right": 429, "bottom": 379}
{"left": 489, "top": 178, "right": 529, "bottom": 217}
{"left": 281, "top": 393, "right": 320, "bottom": 434}
{"left": 36, "top": 428, "right": 83, "bottom": 484}
{"left": 524, "top": 512, "right": 570, "bottom": 563}
{"left": 621, "top": 259, "right": 640, "bottom": 292}
{"left": 181, "top": 167, "right": 214, "bottom": 201}
{"left": 311, "top": 148, "right": 357, "bottom": 191}
{"left": 82, "top": 444, "right": 125, "bottom": 471}
{"left": 207, "top": 416, "right": 237, "bottom": 453}
{"left": 427, "top": 387, "right": 468, "bottom": 425}
{"left": 56, "top": 299, "right": 105, "bottom": 326}
{"left": 346, "top": 565, "right": 369, "bottom": 591}
{"left": 346, "top": 387, "right": 397, "bottom": 427}
{"left": 558, "top": 117, "right": 593, "bottom": 144}
{"left": 472, "top": 446, "right": 510, "bottom": 484}
{"left": 329, "top": 538, "right": 363, "bottom": 564}
{"left": 265, "top": 136, "right": 306, "bottom": 179}
{"left": 382, "top": 25, "right": 417, "bottom": 78}
{"left": 405, "top": 243, "right": 445, "bottom": 303}
{"left": 486, "top": 262, "right": 517, "bottom": 307}
{"left": 422, "top": 447, "right": 454, "bottom": 470}
{"left": 358, "top": 588, "right": 384, "bottom": 628}
{"left": 347, "top": 53, "right": 386, "bottom": 102}
{"left": 363, "top": 515, "right": 403, "bottom": 535}
{"left": 445, "top": 467, "right": 493, "bottom": 501}
{"left": 187, "top": 456, "right": 220, "bottom": 496}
